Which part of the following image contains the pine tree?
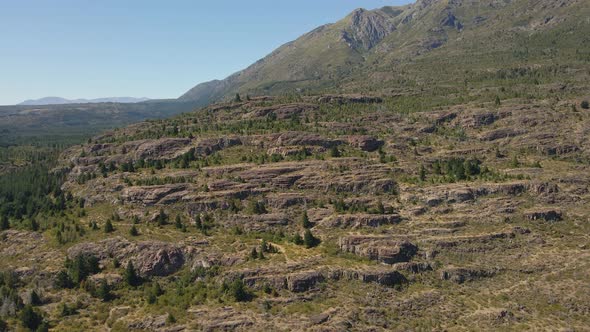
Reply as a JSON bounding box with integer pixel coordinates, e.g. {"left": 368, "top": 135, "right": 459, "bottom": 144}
{"left": 0, "top": 215, "right": 9, "bottom": 230}
{"left": 303, "top": 229, "right": 318, "bottom": 248}
{"left": 129, "top": 225, "right": 139, "bottom": 236}
{"left": 250, "top": 247, "right": 258, "bottom": 260}
{"left": 28, "top": 290, "right": 42, "bottom": 306}
{"left": 194, "top": 214, "right": 202, "bottom": 230}
{"left": 96, "top": 280, "right": 111, "bottom": 301}
{"left": 124, "top": 261, "right": 140, "bottom": 287}
{"left": 174, "top": 215, "right": 183, "bottom": 229}
{"left": 20, "top": 305, "right": 44, "bottom": 331}
{"left": 157, "top": 209, "right": 168, "bottom": 226}
{"left": 419, "top": 165, "right": 426, "bottom": 181}
{"left": 104, "top": 220, "right": 114, "bottom": 233}
{"left": 329, "top": 145, "right": 341, "bottom": 158}
{"left": 234, "top": 93, "right": 242, "bottom": 102}
{"left": 301, "top": 211, "right": 311, "bottom": 229}
{"left": 54, "top": 270, "right": 73, "bottom": 289}
{"left": 292, "top": 233, "right": 304, "bottom": 245}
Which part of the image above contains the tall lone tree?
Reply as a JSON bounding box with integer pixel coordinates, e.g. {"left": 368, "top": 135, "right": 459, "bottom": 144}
{"left": 301, "top": 211, "right": 311, "bottom": 229}
{"left": 124, "top": 261, "right": 141, "bottom": 287}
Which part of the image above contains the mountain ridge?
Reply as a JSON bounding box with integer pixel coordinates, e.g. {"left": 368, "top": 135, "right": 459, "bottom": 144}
{"left": 18, "top": 96, "right": 151, "bottom": 106}
{"left": 179, "top": 0, "right": 589, "bottom": 105}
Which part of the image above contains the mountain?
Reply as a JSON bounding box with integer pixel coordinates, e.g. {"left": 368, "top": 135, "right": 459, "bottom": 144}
{"left": 18, "top": 96, "right": 151, "bottom": 106}
{"left": 180, "top": 0, "right": 590, "bottom": 104}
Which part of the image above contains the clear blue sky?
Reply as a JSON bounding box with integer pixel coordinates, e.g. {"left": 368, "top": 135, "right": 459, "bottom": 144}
{"left": 0, "top": 0, "right": 411, "bottom": 105}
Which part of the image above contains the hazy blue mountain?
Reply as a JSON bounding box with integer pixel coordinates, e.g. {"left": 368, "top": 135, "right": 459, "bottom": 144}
{"left": 18, "top": 96, "right": 150, "bottom": 106}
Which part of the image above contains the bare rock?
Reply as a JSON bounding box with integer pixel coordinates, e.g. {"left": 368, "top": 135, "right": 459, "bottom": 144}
{"left": 322, "top": 214, "right": 401, "bottom": 228}
{"left": 287, "top": 271, "right": 325, "bottom": 292}
{"left": 339, "top": 236, "right": 418, "bottom": 264}
{"left": 347, "top": 135, "right": 384, "bottom": 152}
{"left": 524, "top": 208, "right": 562, "bottom": 221}
{"left": 440, "top": 266, "right": 496, "bottom": 284}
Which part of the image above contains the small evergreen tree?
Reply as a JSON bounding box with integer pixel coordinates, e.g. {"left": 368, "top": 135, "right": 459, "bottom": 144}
{"left": 292, "top": 233, "right": 304, "bottom": 245}
{"left": 124, "top": 261, "right": 141, "bottom": 287}
{"left": 419, "top": 164, "right": 426, "bottom": 181}
{"left": 0, "top": 215, "right": 9, "bottom": 230}
{"left": 54, "top": 270, "right": 73, "bottom": 289}
{"left": 495, "top": 95, "right": 501, "bottom": 106}
{"left": 174, "top": 215, "right": 183, "bottom": 229}
{"left": 194, "top": 214, "right": 202, "bottom": 230}
{"left": 129, "top": 225, "right": 139, "bottom": 236}
{"left": 96, "top": 280, "right": 111, "bottom": 301}
{"left": 28, "top": 290, "right": 42, "bottom": 306}
{"left": 329, "top": 145, "right": 341, "bottom": 158}
{"left": 104, "top": 219, "right": 114, "bottom": 233}
{"left": 581, "top": 100, "right": 589, "bottom": 109}
{"left": 250, "top": 247, "right": 258, "bottom": 260}
{"left": 301, "top": 211, "right": 311, "bottom": 229}
{"left": 303, "top": 229, "right": 319, "bottom": 248}
{"left": 229, "top": 279, "right": 249, "bottom": 302}
{"left": 19, "top": 305, "right": 44, "bottom": 331}
{"left": 157, "top": 209, "right": 168, "bottom": 226}
{"left": 234, "top": 93, "right": 242, "bottom": 102}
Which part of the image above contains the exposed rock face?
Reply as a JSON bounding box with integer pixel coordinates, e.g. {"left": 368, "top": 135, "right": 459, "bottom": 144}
{"left": 440, "top": 267, "right": 496, "bottom": 284}
{"left": 347, "top": 135, "right": 384, "bottom": 152}
{"left": 133, "top": 242, "right": 185, "bottom": 277}
{"left": 333, "top": 268, "right": 407, "bottom": 287}
{"left": 524, "top": 208, "right": 562, "bottom": 221}
{"left": 342, "top": 9, "right": 396, "bottom": 50}
{"left": 287, "top": 271, "right": 325, "bottom": 292}
{"left": 121, "top": 184, "right": 189, "bottom": 206}
{"left": 67, "top": 237, "right": 185, "bottom": 277}
{"left": 135, "top": 138, "right": 192, "bottom": 160}
{"left": 339, "top": 236, "right": 418, "bottom": 264}
{"left": 322, "top": 214, "right": 401, "bottom": 229}
{"left": 479, "top": 128, "right": 526, "bottom": 141}
{"left": 246, "top": 103, "right": 318, "bottom": 120}
{"left": 317, "top": 95, "right": 383, "bottom": 104}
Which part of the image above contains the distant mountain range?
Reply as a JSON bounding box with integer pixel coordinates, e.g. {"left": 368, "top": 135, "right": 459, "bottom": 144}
{"left": 18, "top": 96, "right": 150, "bottom": 106}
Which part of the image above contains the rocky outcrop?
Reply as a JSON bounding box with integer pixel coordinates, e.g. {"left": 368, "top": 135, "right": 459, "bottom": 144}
{"left": 347, "top": 135, "right": 384, "bottom": 152}
{"left": 121, "top": 184, "right": 189, "bottom": 206}
{"left": 246, "top": 103, "right": 318, "bottom": 120}
{"left": 524, "top": 208, "right": 562, "bottom": 221}
{"left": 440, "top": 267, "right": 496, "bottom": 284}
{"left": 479, "top": 128, "right": 525, "bottom": 141}
{"left": 135, "top": 138, "right": 192, "bottom": 160}
{"left": 322, "top": 214, "right": 401, "bottom": 229}
{"left": 67, "top": 237, "right": 185, "bottom": 277}
{"left": 287, "top": 271, "right": 325, "bottom": 292}
{"left": 339, "top": 236, "right": 418, "bottom": 264}
{"left": 342, "top": 9, "right": 396, "bottom": 50}
{"left": 317, "top": 95, "right": 383, "bottom": 104}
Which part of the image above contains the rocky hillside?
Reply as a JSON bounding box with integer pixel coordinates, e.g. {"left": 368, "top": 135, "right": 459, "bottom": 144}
{"left": 179, "top": 0, "right": 590, "bottom": 105}
{"left": 1, "top": 0, "right": 589, "bottom": 330}
{"left": 1, "top": 88, "right": 587, "bottom": 330}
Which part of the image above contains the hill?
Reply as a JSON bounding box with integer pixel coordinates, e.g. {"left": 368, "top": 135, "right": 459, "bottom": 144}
{"left": 0, "top": 0, "right": 589, "bottom": 330}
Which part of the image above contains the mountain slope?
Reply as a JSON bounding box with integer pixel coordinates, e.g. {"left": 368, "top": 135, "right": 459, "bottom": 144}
{"left": 180, "top": 0, "right": 590, "bottom": 104}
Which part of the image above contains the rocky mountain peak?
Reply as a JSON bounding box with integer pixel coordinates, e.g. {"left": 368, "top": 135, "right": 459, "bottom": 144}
{"left": 341, "top": 8, "right": 397, "bottom": 50}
